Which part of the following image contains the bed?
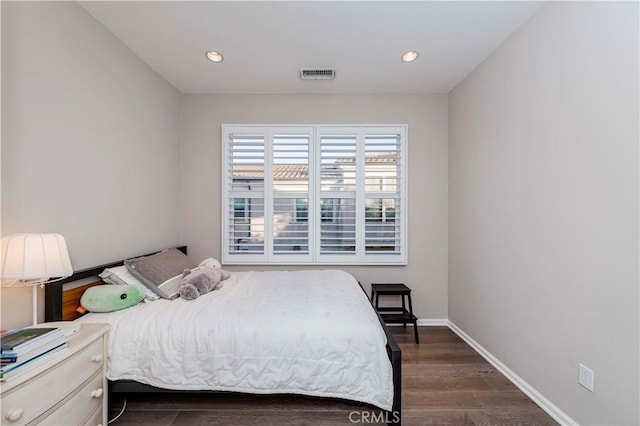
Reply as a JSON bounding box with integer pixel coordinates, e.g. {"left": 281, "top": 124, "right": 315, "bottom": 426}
{"left": 44, "top": 247, "right": 402, "bottom": 424}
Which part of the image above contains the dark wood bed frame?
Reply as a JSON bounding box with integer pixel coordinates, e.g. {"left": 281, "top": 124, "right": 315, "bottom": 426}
{"left": 44, "top": 246, "right": 402, "bottom": 425}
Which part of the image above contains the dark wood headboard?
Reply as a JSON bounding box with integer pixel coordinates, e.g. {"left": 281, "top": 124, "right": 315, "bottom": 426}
{"left": 44, "top": 246, "right": 187, "bottom": 322}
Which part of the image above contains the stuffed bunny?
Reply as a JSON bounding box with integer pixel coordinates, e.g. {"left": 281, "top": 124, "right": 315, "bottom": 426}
{"left": 178, "top": 268, "right": 224, "bottom": 300}
{"left": 199, "top": 258, "right": 231, "bottom": 280}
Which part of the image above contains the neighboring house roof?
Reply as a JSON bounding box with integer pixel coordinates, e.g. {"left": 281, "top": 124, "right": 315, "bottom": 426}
{"left": 233, "top": 164, "right": 308, "bottom": 180}
{"left": 338, "top": 152, "right": 398, "bottom": 164}
{"left": 233, "top": 152, "right": 397, "bottom": 180}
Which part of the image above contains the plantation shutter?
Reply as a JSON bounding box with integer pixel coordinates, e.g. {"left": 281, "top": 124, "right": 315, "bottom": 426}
{"left": 222, "top": 125, "right": 407, "bottom": 265}
{"left": 225, "top": 131, "right": 266, "bottom": 259}
{"left": 364, "top": 132, "right": 403, "bottom": 256}
{"left": 271, "top": 129, "right": 312, "bottom": 260}
{"left": 317, "top": 129, "right": 358, "bottom": 258}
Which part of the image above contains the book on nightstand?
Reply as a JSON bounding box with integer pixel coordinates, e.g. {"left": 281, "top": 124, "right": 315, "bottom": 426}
{"left": 0, "top": 343, "right": 67, "bottom": 378}
{"left": 0, "top": 328, "right": 68, "bottom": 379}
{"left": 1, "top": 328, "right": 63, "bottom": 353}
{"left": 1, "top": 335, "right": 67, "bottom": 363}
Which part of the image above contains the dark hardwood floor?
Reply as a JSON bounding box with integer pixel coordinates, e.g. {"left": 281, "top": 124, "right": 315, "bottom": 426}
{"left": 108, "top": 327, "right": 557, "bottom": 425}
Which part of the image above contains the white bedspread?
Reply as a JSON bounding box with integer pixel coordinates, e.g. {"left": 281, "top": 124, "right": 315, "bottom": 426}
{"left": 78, "top": 269, "right": 393, "bottom": 410}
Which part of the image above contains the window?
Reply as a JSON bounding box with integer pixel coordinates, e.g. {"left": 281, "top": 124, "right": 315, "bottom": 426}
{"left": 365, "top": 199, "right": 395, "bottom": 223}
{"left": 222, "top": 125, "right": 407, "bottom": 264}
{"left": 294, "top": 199, "right": 309, "bottom": 223}
{"left": 320, "top": 198, "right": 337, "bottom": 223}
{"left": 234, "top": 198, "right": 249, "bottom": 222}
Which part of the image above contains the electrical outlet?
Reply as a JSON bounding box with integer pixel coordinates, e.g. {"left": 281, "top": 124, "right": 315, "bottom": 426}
{"left": 579, "top": 363, "right": 594, "bottom": 392}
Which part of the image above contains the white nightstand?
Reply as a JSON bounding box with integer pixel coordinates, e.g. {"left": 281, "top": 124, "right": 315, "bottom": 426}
{"left": 1, "top": 323, "right": 109, "bottom": 426}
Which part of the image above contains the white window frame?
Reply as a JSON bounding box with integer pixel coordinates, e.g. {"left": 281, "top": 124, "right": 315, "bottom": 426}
{"left": 222, "top": 124, "right": 408, "bottom": 265}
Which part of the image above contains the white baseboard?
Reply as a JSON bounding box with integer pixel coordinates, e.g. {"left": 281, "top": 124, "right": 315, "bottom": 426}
{"left": 447, "top": 321, "right": 577, "bottom": 426}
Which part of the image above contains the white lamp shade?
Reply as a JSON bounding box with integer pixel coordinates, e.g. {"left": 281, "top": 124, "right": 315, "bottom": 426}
{"left": 0, "top": 234, "right": 73, "bottom": 282}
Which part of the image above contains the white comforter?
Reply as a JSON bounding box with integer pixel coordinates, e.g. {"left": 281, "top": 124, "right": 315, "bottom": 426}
{"left": 78, "top": 269, "right": 393, "bottom": 410}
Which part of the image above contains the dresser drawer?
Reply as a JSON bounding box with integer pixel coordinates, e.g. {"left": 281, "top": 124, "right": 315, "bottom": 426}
{"left": 1, "top": 336, "right": 104, "bottom": 425}
{"left": 37, "top": 371, "right": 104, "bottom": 426}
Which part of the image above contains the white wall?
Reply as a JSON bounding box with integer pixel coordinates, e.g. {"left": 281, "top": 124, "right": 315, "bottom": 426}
{"left": 1, "top": 2, "right": 181, "bottom": 328}
{"left": 448, "top": 2, "right": 639, "bottom": 425}
{"left": 180, "top": 94, "right": 448, "bottom": 320}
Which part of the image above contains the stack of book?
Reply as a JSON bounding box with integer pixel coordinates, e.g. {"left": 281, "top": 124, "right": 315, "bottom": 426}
{"left": 1, "top": 327, "right": 67, "bottom": 379}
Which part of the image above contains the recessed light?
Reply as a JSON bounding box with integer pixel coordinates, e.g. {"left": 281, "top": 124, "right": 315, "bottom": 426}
{"left": 205, "top": 51, "right": 224, "bottom": 63}
{"left": 401, "top": 51, "right": 419, "bottom": 63}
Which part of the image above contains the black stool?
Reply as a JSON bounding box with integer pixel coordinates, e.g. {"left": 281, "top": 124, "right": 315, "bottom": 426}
{"left": 371, "top": 283, "right": 419, "bottom": 344}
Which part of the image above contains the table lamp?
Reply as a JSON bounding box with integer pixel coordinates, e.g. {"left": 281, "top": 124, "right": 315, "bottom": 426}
{"left": 0, "top": 233, "right": 73, "bottom": 326}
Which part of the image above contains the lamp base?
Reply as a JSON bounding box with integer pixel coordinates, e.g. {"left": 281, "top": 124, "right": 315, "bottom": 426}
{"left": 32, "top": 321, "right": 81, "bottom": 337}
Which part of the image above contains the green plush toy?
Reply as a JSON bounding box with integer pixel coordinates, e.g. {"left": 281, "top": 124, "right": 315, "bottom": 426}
{"left": 80, "top": 285, "right": 145, "bottom": 313}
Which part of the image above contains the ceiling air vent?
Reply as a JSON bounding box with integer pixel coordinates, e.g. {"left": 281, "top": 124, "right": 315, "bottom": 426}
{"left": 300, "top": 68, "right": 336, "bottom": 80}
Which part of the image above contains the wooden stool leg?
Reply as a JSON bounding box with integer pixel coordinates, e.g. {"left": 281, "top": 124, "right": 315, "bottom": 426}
{"left": 408, "top": 292, "right": 419, "bottom": 343}
{"left": 407, "top": 293, "right": 414, "bottom": 316}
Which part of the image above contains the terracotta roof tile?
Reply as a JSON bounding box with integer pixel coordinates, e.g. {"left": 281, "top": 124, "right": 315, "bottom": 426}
{"left": 233, "top": 153, "right": 396, "bottom": 179}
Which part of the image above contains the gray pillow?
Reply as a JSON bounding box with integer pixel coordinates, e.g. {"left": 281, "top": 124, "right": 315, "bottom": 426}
{"left": 124, "top": 249, "right": 196, "bottom": 299}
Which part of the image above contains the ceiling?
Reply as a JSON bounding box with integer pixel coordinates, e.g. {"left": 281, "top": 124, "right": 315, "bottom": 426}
{"left": 80, "top": 1, "right": 544, "bottom": 95}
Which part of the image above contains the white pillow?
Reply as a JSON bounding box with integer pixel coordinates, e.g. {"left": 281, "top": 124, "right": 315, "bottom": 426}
{"left": 99, "top": 266, "right": 160, "bottom": 301}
